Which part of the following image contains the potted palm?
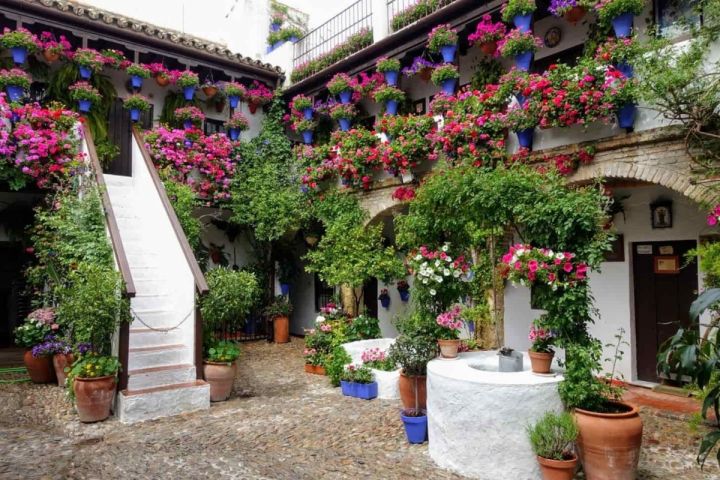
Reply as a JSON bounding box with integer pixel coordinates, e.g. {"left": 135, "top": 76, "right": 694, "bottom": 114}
{"left": 264, "top": 295, "right": 293, "bottom": 344}
{"left": 67, "top": 352, "right": 120, "bottom": 423}
{"left": 203, "top": 340, "right": 241, "bottom": 402}
{"left": 528, "top": 411, "right": 579, "bottom": 480}
{"left": 435, "top": 305, "right": 463, "bottom": 359}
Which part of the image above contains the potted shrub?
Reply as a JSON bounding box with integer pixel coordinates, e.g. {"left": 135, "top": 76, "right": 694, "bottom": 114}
{"left": 224, "top": 81, "right": 247, "bottom": 109}
{"left": 247, "top": 81, "right": 273, "bottom": 113}
{"left": 327, "top": 73, "right": 355, "bottom": 104}
{"left": 595, "top": 0, "right": 644, "bottom": 38}
{"left": 506, "top": 104, "right": 537, "bottom": 150}
{"left": 549, "top": 0, "right": 594, "bottom": 24}
{"left": 126, "top": 63, "right": 151, "bottom": 90}
{"left": 330, "top": 103, "right": 357, "bottom": 131}
{"left": 0, "top": 28, "right": 39, "bottom": 65}
{"left": 377, "top": 57, "right": 402, "bottom": 86}
{"left": 379, "top": 288, "right": 391, "bottom": 309}
{"left": 528, "top": 322, "right": 555, "bottom": 373}
{"left": 428, "top": 24, "right": 459, "bottom": 63}
{"left": 149, "top": 63, "right": 171, "bottom": 86}
{"left": 264, "top": 295, "right": 293, "bottom": 344}
{"left": 0, "top": 68, "right": 30, "bottom": 103}
{"left": 372, "top": 85, "right": 405, "bottom": 116}
{"left": 397, "top": 280, "right": 410, "bottom": 302}
{"left": 291, "top": 94, "right": 314, "bottom": 119}
{"left": 174, "top": 106, "right": 206, "bottom": 130}
{"left": 498, "top": 346, "right": 524, "bottom": 371}
{"left": 304, "top": 323, "right": 333, "bottom": 374}
{"left": 176, "top": 71, "right": 200, "bottom": 100}
{"left": 435, "top": 305, "right": 463, "bottom": 359}
{"left": 388, "top": 332, "right": 437, "bottom": 410}
{"left": 527, "top": 411, "right": 579, "bottom": 480}
{"left": 292, "top": 118, "right": 316, "bottom": 145}
{"left": 72, "top": 48, "right": 104, "bottom": 80}
{"left": 13, "top": 309, "right": 56, "bottom": 383}
{"left": 227, "top": 112, "right": 249, "bottom": 141}
{"left": 498, "top": 29, "right": 542, "bottom": 71}
{"left": 69, "top": 81, "right": 101, "bottom": 113}
{"left": 501, "top": 0, "right": 537, "bottom": 32}
{"left": 123, "top": 94, "right": 150, "bottom": 123}
{"left": 204, "top": 340, "right": 241, "bottom": 402}
{"left": 40, "top": 33, "right": 69, "bottom": 62}
{"left": 431, "top": 64, "right": 460, "bottom": 96}
{"left": 340, "top": 364, "right": 378, "bottom": 400}
{"left": 66, "top": 352, "right": 119, "bottom": 423}
{"left": 469, "top": 14, "right": 507, "bottom": 56}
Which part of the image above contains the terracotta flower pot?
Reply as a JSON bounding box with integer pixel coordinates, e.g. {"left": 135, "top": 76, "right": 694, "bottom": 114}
{"left": 537, "top": 454, "right": 578, "bottom": 480}
{"left": 23, "top": 350, "right": 56, "bottom": 384}
{"left": 529, "top": 351, "right": 554, "bottom": 374}
{"left": 574, "top": 402, "right": 643, "bottom": 480}
{"left": 304, "top": 364, "right": 326, "bottom": 375}
{"left": 215, "top": 101, "right": 226, "bottom": 113}
{"left": 563, "top": 6, "right": 586, "bottom": 24}
{"left": 43, "top": 50, "right": 60, "bottom": 62}
{"left": 203, "top": 361, "right": 237, "bottom": 402}
{"left": 399, "top": 371, "right": 426, "bottom": 410}
{"left": 73, "top": 375, "right": 117, "bottom": 423}
{"left": 479, "top": 41, "right": 497, "bottom": 56}
{"left": 155, "top": 73, "right": 170, "bottom": 87}
{"left": 53, "top": 353, "right": 75, "bottom": 387}
{"left": 419, "top": 68, "right": 433, "bottom": 83}
{"left": 273, "top": 315, "right": 290, "bottom": 344}
{"left": 438, "top": 339, "right": 460, "bottom": 359}
{"left": 249, "top": 102, "right": 259, "bottom": 114}
{"left": 202, "top": 86, "right": 218, "bottom": 98}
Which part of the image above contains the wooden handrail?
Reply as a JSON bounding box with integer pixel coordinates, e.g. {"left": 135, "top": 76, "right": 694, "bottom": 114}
{"left": 131, "top": 127, "right": 209, "bottom": 295}
{"left": 82, "top": 124, "right": 136, "bottom": 298}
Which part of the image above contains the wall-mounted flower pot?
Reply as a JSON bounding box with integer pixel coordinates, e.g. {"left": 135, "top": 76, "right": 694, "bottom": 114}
{"left": 289, "top": 36, "right": 299, "bottom": 43}
{"left": 130, "top": 108, "right": 141, "bottom": 122}
{"left": 615, "top": 62, "right": 634, "bottom": 78}
{"left": 270, "top": 22, "right": 281, "bottom": 32}
{"left": 515, "top": 93, "right": 527, "bottom": 106}
{"left": 280, "top": 283, "right": 290, "bottom": 295}
{"left": 183, "top": 86, "right": 196, "bottom": 101}
{"left": 249, "top": 102, "right": 260, "bottom": 114}
{"left": 385, "top": 100, "right": 399, "bottom": 115}
{"left": 399, "top": 290, "right": 410, "bottom": 302}
{"left": 528, "top": 351, "right": 554, "bottom": 374}
{"left": 618, "top": 103, "right": 636, "bottom": 129}
{"left": 440, "top": 78, "right": 457, "bottom": 95}
{"left": 43, "top": 49, "right": 60, "bottom": 62}
{"left": 203, "top": 361, "right": 236, "bottom": 402}
{"left": 563, "top": 6, "right": 586, "bottom": 24}
{"left": 228, "top": 95, "right": 240, "bottom": 109}
{"left": 498, "top": 350, "right": 523, "bottom": 372}
{"left": 438, "top": 339, "right": 461, "bottom": 359}
{"left": 183, "top": 119, "right": 194, "bottom": 130}
{"left": 516, "top": 128, "right": 534, "bottom": 149}
{"left": 78, "top": 65, "right": 92, "bottom": 80}
{"left": 228, "top": 127, "right": 240, "bottom": 141}
{"left": 302, "top": 130, "right": 313, "bottom": 144}
{"left": 401, "top": 411, "right": 428, "bottom": 444}
{"left": 78, "top": 99, "right": 92, "bottom": 113}
{"left": 384, "top": 70, "right": 399, "bottom": 86}
{"left": 339, "top": 117, "right": 351, "bottom": 131}
{"left": 479, "top": 41, "right": 497, "bottom": 56}
{"left": 611, "top": 12, "right": 634, "bottom": 38}
{"left": 338, "top": 89, "right": 353, "bottom": 104}
{"left": 440, "top": 44, "right": 457, "bottom": 63}
{"left": 130, "top": 75, "right": 143, "bottom": 89}
{"left": 52, "top": 353, "right": 74, "bottom": 387}
{"left": 537, "top": 454, "right": 578, "bottom": 480}
{"left": 353, "top": 381, "right": 378, "bottom": 400}
{"left": 73, "top": 375, "right": 116, "bottom": 423}
{"left": 23, "top": 351, "right": 55, "bottom": 383}
{"left": 302, "top": 107, "right": 314, "bottom": 120}
{"left": 514, "top": 50, "right": 534, "bottom": 71}
{"left": 513, "top": 13, "right": 533, "bottom": 32}
{"left": 380, "top": 297, "right": 390, "bottom": 309}
{"left": 5, "top": 85, "right": 24, "bottom": 102}
{"left": 155, "top": 73, "right": 170, "bottom": 87}
{"left": 11, "top": 46, "right": 27, "bottom": 64}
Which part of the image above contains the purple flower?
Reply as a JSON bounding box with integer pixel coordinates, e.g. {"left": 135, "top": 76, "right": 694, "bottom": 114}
{"left": 549, "top": 0, "right": 578, "bottom": 16}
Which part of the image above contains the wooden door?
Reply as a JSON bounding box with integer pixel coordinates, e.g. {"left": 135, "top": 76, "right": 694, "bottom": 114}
{"left": 363, "top": 278, "right": 379, "bottom": 319}
{"left": 106, "top": 99, "right": 153, "bottom": 176}
{"left": 632, "top": 240, "right": 698, "bottom": 382}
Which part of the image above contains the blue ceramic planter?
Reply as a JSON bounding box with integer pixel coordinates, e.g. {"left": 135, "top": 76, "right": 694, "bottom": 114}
{"left": 272, "top": 41, "right": 284, "bottom": 51}
{"left": 339, "top": 89, "right": 353, "bottom": 104}
{"left": 516, "top": 128, "right": 534, "bottom": 149}
{"left": 183, "top": 86, "right": 196, "bottom": 101}
{"left": 78, "top": 99, "right": 92, "bottom": 113}
{"left": 302, "top": 107, "right": 314, "bottom": 120}
{"left": 184, "top": 140, "right": 193, "bottom": 148}
{"left": 353, "top": 382, "right": 378, "bottom": 400}
{"left": 130, "top": 108, "right": 140, "bottom": 122}
{"left": 515, "top": 51, "right": 534, "bottom": 71}
{"left": 79, "top": 66, "right": 92, "bottom": 80}
{"left": 339, "top": 118, "right": 351, "bottom": 131}
{"left": 401, "top": 412, "right": 428, "bottom": 444}
{"left": 280, "top": 283, "right": 290, "bottom": 295}
{"left": 513, "top": 13, "right": 533, "bottom": 32}
{"left": 131, "top": 75, "right": 143, "bottom": 89}
{"left": 229, "top": 128, "right": 240, "bottom": 141}
{"left": 441, "top": 78, "right": 457, "bottom": 96}
{"left": 615, "top": 62, "right": 634, "bottom": 78}
{"left": 515, "top": 94, "right": 527, "bottom": 106}
{"left": 384, "top": 70, "right": 399, "bottom": 87}
{"left": 618, "top": 103, "right": 636, "bottom": 129}
{"left": 440, "top": 44, "right": 457, "bottom": 63}
{"left": 302, "top": 130, "right": 313, "bottom": 145}
{"left": 5, "top": 85, "right": 24, "bottom": 103}
{"left": 399, "top": 290, "right": 410, "bottom": 302}
{"left": 11, "top": 47, "right": 27, "bottom": 65}
{"left": 183, "top": 119, "right": 194, "bottom": 130}
{"left": 270, "top": 23, "right": 281, "bottom": 32}
{"left": 386, "top": 100, "right": 399, "bottom": 115}
{"left": 380, "top": 297, "right": 390, "bottom": 309}
{"left": 289, "top": 36, "right": 299, "bottom": 43}
{"left": 340, "top": 380, "right": 353, "bottom": 396}
{"left": 229, "top": 95, "right": 240, "bottom": 109}
{"left": 611, "top": 12, "right": 634, "bottom": 38}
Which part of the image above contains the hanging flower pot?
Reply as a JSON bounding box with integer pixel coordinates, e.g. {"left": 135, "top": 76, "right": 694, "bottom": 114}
{"left": 618, "top": 103, "right": 636, "bottom": 129}
{"left": 514, "top": 50, "right": 534, "bottom": 71}
{"left": 401, "top": 410, "right": 428, "bottom": 444}
{"left": 385, "top": 100, "right": 399, "bottom": 115}
{"left": 228, "top": 95, "right": 240, "bottom": 109}
{"left": 479, "top": 41, "right": 498, "bottom": 56}
{"left": 419, "top": 67, "right": 433, "bottom": 83}
{"left": 611, "top": 12, "right": 634, "bottom": 38}
{"left": 384, "top": 70, "right": 399, "bottom": 86}
{"left": 380, "top": 296, "right": 390, "bottom": 309}
{"left": 302, "top": 130, "right": 313, "bottom": 144}
{"left": 563, "top": 6, "right": 586, "bottom": 24}
{"left": 183, "top": 119, "right": 194, "bottom": 130}
{"left": 228, "top": 127, "right": 240, "bottom": 141}
{"left": 43, "top": 49, "right": 60, "bottom": 63}
{"left": 302, "top": 107, "right": 314, "bottom": 120}
{"left": 338, "top": 89, "right": 353, "bottom": 104}
{"left": 10, "top": 46, "right": 28, "bottom": 65}
{"left": 183, "top": 86, "right": 196, "bottom": 101}
{"left": 513, "top": 13, "right": 533, "bottom": 32}
{"left": 215, "top": 100, "right": 226, "bottom": 113}
{"left": 78, "top": 99, "right": 92, "bottom": 113}
{"left": 249, "top": 102, "right": 259, "bottom": 114}
{"left": 439, "top": 44, "right": 457, "bottom": 63}
{"left": 339, "top": 118, "right": 352, "bottom": 131}
{"left": 78, "top": 66, "right": 92, "bottom": 80}
{"left": 615, "top": 62, "right": 634, "bottom": 78}
{"left": 202, "top": 85, "right": 218, "bottom": 98}
{"left": 516, "top": 127, "right": 534, "bottom": 149}
{"left": 280, "top": 283, "right": 290, "bottom": 295}
{"left": 441, "top": 78, "right": 457, "bottom": 95}
{"left": 5, "top": 84, "right": 24, "bottom": 102}
{"left": 130, "top": 75, "right": 143, "bottom": 89}
{"left": 155, "top": 73, "right": 170, "bottom": 87}
{"left": 130, "top": 108, "right": 141, "bottom": 122}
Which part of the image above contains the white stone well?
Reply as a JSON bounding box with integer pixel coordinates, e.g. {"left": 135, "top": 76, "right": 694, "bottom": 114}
{"left": 341, "top": 338, "right": 400, "bottom": 400}
{"left": 427, "top": 350, "right": 564, "bottom": 479}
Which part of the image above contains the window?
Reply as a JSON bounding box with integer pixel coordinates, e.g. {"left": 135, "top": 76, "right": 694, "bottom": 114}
{"left": 314, "top": 274, "right": 334, "bottom": 311}
{"left": 204, "top": 118, "right": 225, "bottom": 135}
{"left": 656, "top": 0, "right": 701, "bottom": 38}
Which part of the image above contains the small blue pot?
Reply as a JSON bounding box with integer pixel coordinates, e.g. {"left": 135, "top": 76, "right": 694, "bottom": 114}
{"left": 515, "top": 51, "right": 534, "bottom": 71}
{"left": 229, "top": 95, "right": 240, "bottom": 109}
{"left": 338, "top": 89, "right": 353, "bottom": 104}
{"left": 302, "top": 107, "right": 314, "bottom": 120}
{"left": 183, "top": 86, "right": 196, "bottom": 101}
{"left": 78, "top": 99, "right": 92, "bottom": 113}
{"left": 183, "top": 119, "right": 194, "bottom": 130}
{"left": 130, "top": 108, "right": 140, "bottom": 122}
{"left": 289, "top": 36, "right": 299, "bottom": 43}
{"left": 131, "top": 75, "right": 143, "bottom": 89}
{"left": 229, "top": 127, "right": 240, "bottom": 141}
{"left": 401, "top": 412, "right": 428, "bottom": 444}
{"left": 441, "top": 78, "right": 457, "bottom": 95}
{"left": 5, "top": 85, "right": 24, "bottom": 103}
{"left": 440, "top": 44, "right": 457, "bottom": 63}
{"left": 270, "top": 22, "right": 281, "bottom": 32}
{"left": 615, "top": 62, "right": 634, "bottom": 78}
{"left": 516, "top": 128, "right": 534, "bottom": 149}
{"left": 399, "top": 290, "right": 410, "bottom": 302}
{"left": 280, "top": 283, "right": 290, "bottom": 295}
{"left": 513, "top": 13, "right": 533, "bottom": 32}
{"left": 243, "top": 318, "right": 257, "bottom": 335}
{"left": 79, "top": 66, "right": 92, "bottom": 80}
{"left": 380, "top": 297, "right": 390, "bottom": 309}
{"left": 340, "top": 380, "right": 353, "bottom": 396}
{"left": 611, "top": 12, "right": 634, "bottom": 38}
{"left": 184, "top": 139, "right": 193, "bottom": 148}
{"left": 339, "top": 118, "right": 351, "bottom": 131}
{"left": 618, "top": 103, "right": 636, "bottom": 129}
{"left": 353, "top": 382, "right": 378, "bottom": 400}
{"left": 272, "top": 41, "right": 284, "bottom": 51}
{"left": 11, "top": 47, "right": 27, "bottom": 65}
{"left": 386, "top": 100, "right": 399, "bottom": 115}
{"left": 302, "top": 130, "right": 313, "bottom": 144}
{"left": 515, "top": 94, "right": 527, "bottom": 106}
{"left": 384, "top": 70, "right": 399, "bottom": 86}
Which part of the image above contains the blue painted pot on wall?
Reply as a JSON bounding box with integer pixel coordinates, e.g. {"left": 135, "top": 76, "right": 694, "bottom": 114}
{"left": 384, "top": 70, "right": 399, "bottom": 86}
{"left": 380, "top": 297, "right": 390, "bottom": 309}
{"left": 10, "top": 47, "right": 27, "bottom": 65}
{"left": 302, "top": 107, "right": 314, "bottom": 120}
{"left": 302, "top": 130, "right": 313, "bottom": 144}
{"left": 130, "top": 108, "right": 140, "bottom": 122}
{"left": 270, "top": 22, "right": 281, "bottom": 32}
{"left": 516, "top": 128, "right": 534, "bottom": 149}
{"left": 5, "top": 85, "right": 24, "bottom": 102}
{"left": 229, "top": 95, "right": 240, "bottom": 109}
{"left": 338, "top": 89, "right": 353, "bottom": 104}
{"left": 515, "top": 94, "right": 527, "bottom": 106}
{"left": 183, "top": 119, "right": 194, "bottom": 130}
{"left": 514, "top": 51, "right": 534, "bottom": 71}
{"left": 386, "top": 100, "right": 399, "bottom": 115}
{"left": 340, "top": 380, "right": 353, "bottom": 396}
{"left": 353, "top": 382, "right": 378, "bottom": 400}
{"left": 401, "top": 412, "right": 428, "bottom": 444}
{"left": 289, "top": 36, "right": 299, "bottom": 43}
{"left": 78, "top": 100, "right": 92, "bottom": 113}
{"left": 611, "top": 12, "right": 634, "bottom": 38}
{"left": 615, "top": 62, "right": 634, "bottom": 78}
{"left": 280, "top": 283, "right": 290, "bottom": 295}
{"left": 440, "top": 44, "right": 457, "bottom": 63}
{"left": 183, "top": 86, "right": 196, "bottom": 101}
{"left": 339, "top": 118, "right": 351, "bottom": 131}
{"left": 441, "top": 78, "right": 457, "bottom": 95}
{"left": 272, "top": 41, "right": 284, "bottom": 51}
{"left": 513, "top": 13, "right": 533, "bottom": 32}
{"left": 229, "top": 128, "right": 240, "bottom": 141}
{"left": 131, "top": 75, "right": 143, "bottom": 89}
{"left": 618, "top": 103, "right": 636, "bottom": 129}
{"left": 79, "top": 66, "right": 92, "bottom": 80}
{"left": 399, "top": 290, "right": 410, "bottom": 302}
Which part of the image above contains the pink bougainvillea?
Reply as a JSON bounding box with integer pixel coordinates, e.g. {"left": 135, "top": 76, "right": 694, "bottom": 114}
{"left": 498, "top": 244, "right": 588, "bottom": 287}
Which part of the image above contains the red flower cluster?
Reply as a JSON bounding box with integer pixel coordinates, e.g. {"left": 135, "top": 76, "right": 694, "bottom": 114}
{"left": 392, "top": 186, "right": 416, "bottom": 201}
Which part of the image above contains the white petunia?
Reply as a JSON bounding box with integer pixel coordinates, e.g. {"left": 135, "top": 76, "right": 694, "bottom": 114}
{"left": 441, "top": 245, "right": 449, "bottom": 252}
{"left": 415, "top": 254, "right": 423, "bottom": 261}
{"left": 430, "top": 289, "right": 437, "bottom": 296}
{"left": 315, "top": 315, "right": 326, "bottom": 324}
{"left": 443, "top": 269, "right": 450, "bottom": 276}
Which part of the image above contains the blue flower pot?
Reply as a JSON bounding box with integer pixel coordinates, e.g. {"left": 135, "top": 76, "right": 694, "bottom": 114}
{"left": 401, "top": 412, "right": 428, "bottom": 444}
{"left": 243, "top": 317, "right": 257, "bottom": 334}
{"left": 302, "top": 130, "right": 313, "bottom": 144}
{"left": 130, "top": 108, "right": 140, "bottom": 122}
{"left": 302, "top": 107, "right": 314, "bottom": 120}
{"left": 615, "top": 62, "right": 634, "bottom": 78}
{"left": 516, "top": 128, "right": 534, "bottom": 149}
{"left": 618, "top": 103, "right": 636, "bottom": 129}
{"left": 131, "top": 75, "right": 143, "bottom": 89}
{"left": 515, "top": 51, "right": 534, "bottom": 71}
{"left": 5, "top": 85, "right": 24, "bottom": 102}
{"left": 353, "top": 382, "right": 378, "bottom": 400}
{"left": 10, "top": 47, "right": 27, "bottom": 65}
{"left": 340, "top": 380, "right": 353, "bottom": 396}
{"left": 78, "top": 99, "right": 92, "bottom": 113}
{"left": 184, "top": 140, "right": 193, "bottom": 148}
{"left": 289, "top": 36, "right": 299, "bottom": 43}
{"left": 384, "top": 70, "right": 399, "bottom": 87}
{"left": 280, "top": 283, "right": 290, "bottom": 295}
{"left": 270, "top": 23, "right": 281, "bottom": 32}
{"left": 513, "top": 13, "right": 533, "bottom": 32}
{"left": 441, "top": 78, "right": 457, "bottom": 95}
{"left": 440, "top": 44, "right": 457, "bottom": 63}
{"left": 339, "top": 89, "right": 353, "bottom": 104}
{"left": 380, "top": 297, "right": 390, "bottom": 309}
{"left": 229, "top": 95, "right": 240, "bottom": 109}
{"left": 79, "top": 66, "right": 92, "bottom": 80}
{"left": 611, "top": 12, "right": 634, "bottom": 38}
{"left": 229, "top": 128, "right": 240, "bottom": 141}
{"left": 399, "top": 290, "right": 410, "bottom": 302}
{"left": 183, "top": 86, "right": 196, "bottom": 101}
{"left": 272, "top": 41, "right": 284, "bottom": 51}
{"left": 183, "top": 119, "right": 194, "bottom": 130}
{"left": 515, "top": 94, "right": 527, "bottom": 106}
{"left": 339, "top": 118, "right": 351, "bottom": 131}
{"left": 386, "top": 100, "right": 399, "bottom": 115}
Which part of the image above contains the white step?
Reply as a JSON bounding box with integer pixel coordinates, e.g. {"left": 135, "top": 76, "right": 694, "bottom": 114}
{"left": 127, "top": 363, "right": 197, "bottom": 390}
{"left": 130, "top": 294, "right": 172, "bottom": 311}
{"left": 128, "top": 344, "right": 191, "bottom": 370}
{"left": 117, "top": 380, "right": 210, "bottom": 424}
{"left": 128, "top": 326, "right": 186, "bottom": 348}
{"left": 131, "top": 309, "right": 188, "bottom": 327}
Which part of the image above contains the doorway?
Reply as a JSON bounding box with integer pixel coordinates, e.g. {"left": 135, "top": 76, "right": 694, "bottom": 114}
{"left": 632, "top": 240, "right": 698, "bottom": 382}
{"left": 363, "top": 278, "right": 378, "bottom": 319}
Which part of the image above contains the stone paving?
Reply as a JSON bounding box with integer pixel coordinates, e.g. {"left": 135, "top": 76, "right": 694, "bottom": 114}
{"left": 0, "top": 339, "right": 718, "bottom": 479}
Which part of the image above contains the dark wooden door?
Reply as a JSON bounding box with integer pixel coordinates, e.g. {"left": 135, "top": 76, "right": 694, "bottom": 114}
{"left": 363, "top": 278, "right": 379, "bottom": 318}
{"left": 106, "top": 98, "right": 153, "bottom": 176}
{"left": 0, "top": 244, "right": 30, "bottom": 346}
{"left": 632, "top": 240, "right": 698, "bottom": 382}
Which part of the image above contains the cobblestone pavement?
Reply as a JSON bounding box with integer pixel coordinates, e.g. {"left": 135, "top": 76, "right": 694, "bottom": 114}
{"left": 0, "top": 340, "right": 718, "bottom": 479}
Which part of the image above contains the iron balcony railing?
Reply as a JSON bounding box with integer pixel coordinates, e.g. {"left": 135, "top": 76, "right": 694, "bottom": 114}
{"left": 387, "top": 0, "right": 457, "bottom": 32}
{"left": 293, "top": 0, "right": 373, "bottom": 69}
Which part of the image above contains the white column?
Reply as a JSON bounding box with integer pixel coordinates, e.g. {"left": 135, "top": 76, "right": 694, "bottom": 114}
{"left": 371, "top": 0, "right": 390, "bottom": 43}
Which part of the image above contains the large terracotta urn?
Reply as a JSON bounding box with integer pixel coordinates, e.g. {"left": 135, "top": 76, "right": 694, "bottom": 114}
{"left": 203, "top": 361, "right": 237, "bottom": 402}
{"left": 73, "top": 375, "right": 117, "bottom": 423}
{"left": 273, "top": 315, "right": 290, "bottom": 344}
{"left": 399, "top": 371, "right": 426, "bottom": 410}
{"left": 23, "top": 350, "right": 55, "bottom": 384}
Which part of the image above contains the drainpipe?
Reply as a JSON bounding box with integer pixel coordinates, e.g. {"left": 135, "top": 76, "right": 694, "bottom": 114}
{"left": 371, "top": 0, "right": 389, "bottom": 43}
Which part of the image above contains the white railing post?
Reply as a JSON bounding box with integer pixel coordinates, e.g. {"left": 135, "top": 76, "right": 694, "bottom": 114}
{"left": 372, "top": 0, "right": 390, "bottom": 42}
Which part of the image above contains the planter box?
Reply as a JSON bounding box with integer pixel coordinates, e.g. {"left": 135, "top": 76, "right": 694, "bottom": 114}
{"left": 340, "top": 381, "right": 378, "bottom": 400}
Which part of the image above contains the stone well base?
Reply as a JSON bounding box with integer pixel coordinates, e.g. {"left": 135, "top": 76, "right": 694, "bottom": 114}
{"left": 342, "top": 338, "right": 399, "bottom": 400}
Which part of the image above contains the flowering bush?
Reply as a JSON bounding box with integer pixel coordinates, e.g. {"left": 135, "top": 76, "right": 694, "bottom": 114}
{"left": 123, "top": 94, "right": 150, "bottom": 111}
{"left": 549, "top": 0, "right": 596, "bottom": 17}
{"left": 498, "top": 29, "right": 543, "bottom": 57}
{"left": 0, "top": 68, "right": 30, "bottom": 89}
{"left": 224, "top": 81, "right": 247, "bottom": 99}
{"left": 329, "top": 103, "right": 357, "bottom": 121}
{"left": 69, "top": 81, "right": 101, "bottom": 103}
{"left": 373, "top": 85, "right": 406, "bottom": 104}
{"left": 354, "top": 71, "right": 385, "bottom": 97}
{"left": 392, "top": 186, "right": 417, "bottom": 201}
{"left": 39, "top": 32, "right": 71, "bottom": 56}
{"left": 501, "top": 0, "right": 537, "bottom": 22}
{"left": 436, "top": 304, "right": 463, "bottom": 339}
{"left": 376, "top": 57, "right": 401, "bottom": 73}
{"left": 31, "top": 334, "right": 72, "bottom": 357}
{"left": 499, "top": 244, "right": 588, "bottom": 287}
{"left": 707, "top": 205, "right": 720, "bottom": 226}
{"left": 431, "top": 63, "right": 459, "bottom": 85}
{"left": 468, "top": 15, "right": 507, "bottom": 46}
{"left": 594, "top": 0, "right": 644, "bottom": 23}
{"left": 409, "top": 243, "right": 470, "bottom": 313}
{"left": 376, "top": 114, "right": 435, "bottom": 173}
{"left": 428, "top": 24, "right": 459, "bottom": 52}
{"left": 174, "top": 106, "right": 205, "bottom": 125}
{"left": 101, "top": 49, "right": 130, "bottom": 69}
{"left": 327, "top": 73, "right": 354, "bottom": 96}
{"left": 72, "top": 48, "right": 105, "bottom": 72}
{"left": 0, "top": 28, "right": 39, "bottom": 51}
{"left": 290, "top": 94, "right": 313, "bottom": 112}
{"left": 594, "top": 37, "right": 641, "bottom": 64}
{"left": 361, "top": 347, "right": 396, "bottom": 371}
{"left": 175, "top": 71, "right": 200, "bottom": 88}
{"left": 330, "top": 128, "right": 381, "bottom": 189}
{"left": 126, "top": 63, "right": 151, "bottom": 78}
{"left": 529, "top": 323, "right": 554, "bottom": 353}
{"left": 429, "top": 93, "right": 457, "bottom": 115}
{"left": 247, "top": 81, "right": 273, "bottom": 105}
{"left": 227, "top": 112, "right": 249, "bottom": 131}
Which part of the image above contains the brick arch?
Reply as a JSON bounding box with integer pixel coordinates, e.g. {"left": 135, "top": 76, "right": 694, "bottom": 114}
{"left": 357, "top": 185, "right": 407, "bottom": 225}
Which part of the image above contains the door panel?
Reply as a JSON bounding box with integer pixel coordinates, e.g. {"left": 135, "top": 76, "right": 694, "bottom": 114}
{"left": 106, "top": 99, "right": 154, "bottom": 176}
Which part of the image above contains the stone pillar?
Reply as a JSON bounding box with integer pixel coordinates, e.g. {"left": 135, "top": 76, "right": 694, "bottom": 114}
{"left": 371, "top": 0, "right": 389, "bottom": 43}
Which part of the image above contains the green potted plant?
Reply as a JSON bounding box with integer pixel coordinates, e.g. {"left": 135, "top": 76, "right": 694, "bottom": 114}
{"left": 0, "top": 68, "right": 31, "bottom": 103}
{"left": 126, "top": 63, "right": 151, "bottom": 90}
{"left": 72, "top": 48, "right": 104, "bottom": 79}
{"left": 431, "top": 64, "right": 460, "bottom": 95}
{"left": 428, "top": 24, "right": 459, "bottom": 62}
{"left": 527, "top": 411, "right": 579, "bottom": 480}
{"left": 174, "top": 105, "right": 206, "bottom": 130}
{"left": 123, "top": 94, "right": 150, "bottom": 123}
{"left": 0, "top": 27, "right": 39, "bottom": 64}
{"left": 304, "top": 327, "right": 332, "bottom": 374}
{"left": 280, "top": 26, "right": 304, "bottom": 43}
{"left": 594, "top": 0, "right": 644, "bottom": 37}
{"left": 501, "top": 0, "right": 537, "bottom": 31}
{"left": 330, "top": 103, "right": 357, "bottom": 130}
{"left": 291, "top": 94, "right": 314, "bottom": 119}
{"left": 376, "top": 57, "right": 402, "bottom": 86}
{"left": 66, "top": 352, "right": 120, "bottom": 423}
{"left": 327, "top": 73, "right": 355, "bottom": 104}
{"left": 204, "top": 340, "right": 241, "bottom": 401}
{"left": 13, "top": 308, "right": 56, "bottom": 383}
{"left": 340, "top": 364, "right": 378, "bottom": 399}
{"left": 372, "top": 85, "right": 405, "bottom": 116}
{"left": 176, "top": 70, "right": 200, "bottom": 100}
{"left": 292, "top": 118, "right": 317, "bottom": 145}
{"left": 224, "top": 81, "right": 247, "bottom": 109}
{"left": 528, "top": 322, "right": 555, "bottom": 373}
{"left": 69, "top": 81, "right": 101, "bottom": 113}
{"left": 227, "top": 112, "right": 249, "bottom": 141}
{"left": 505, "top": 104, "right": 538, "bottom": 150}
{"left": 498, "top": 28, "right": 542, "bottom": 71}
{"left": 435, "top": 305, "right": 463, "bottom": 359}
{"left": 264, "top": 295, "right": 293, "bottom": 343}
